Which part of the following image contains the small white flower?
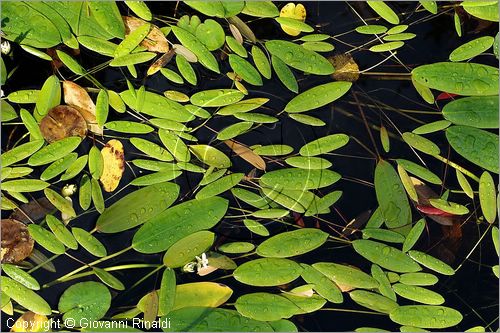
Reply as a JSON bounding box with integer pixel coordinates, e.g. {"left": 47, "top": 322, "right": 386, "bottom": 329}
{"left": 61, "top": 184, "right": 77, "bottom": 197}
{"left": 195, "top": 253, "right": 209, "bottom": 270}
{"left": 1, "top": 40, "right": 11, "bottom": 55}
{"left": 182, "top": 262, "right": 197, "bottom": 273}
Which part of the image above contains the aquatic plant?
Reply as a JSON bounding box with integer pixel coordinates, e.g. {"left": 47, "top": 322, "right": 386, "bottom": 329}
{"left": 1, "top": 1, "right": 498, "bottom": 332}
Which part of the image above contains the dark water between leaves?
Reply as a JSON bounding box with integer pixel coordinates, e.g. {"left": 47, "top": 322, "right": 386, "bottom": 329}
{"left": 2, "top": 1, "right": 498, "bottom": 331}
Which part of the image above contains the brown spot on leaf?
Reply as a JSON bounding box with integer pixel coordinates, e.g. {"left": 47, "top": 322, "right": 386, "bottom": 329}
{"left": 39, "top": 105, "right": 87, "bottom": 143}
{"left": 1, "top": 219, "right": 34, "bottom": 264}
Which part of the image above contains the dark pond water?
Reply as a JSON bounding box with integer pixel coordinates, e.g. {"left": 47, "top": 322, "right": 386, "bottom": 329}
{"left": 2, "top": 1, "right": 498, "bottom": 331}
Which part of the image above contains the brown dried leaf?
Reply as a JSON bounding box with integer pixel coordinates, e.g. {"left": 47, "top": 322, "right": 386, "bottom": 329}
{"left": 329, "top": 54, "right": 359, "bottom": 82}
{"left": 147, "top": 50, "right": 175, "bottom": 76}
{"left": 229, "top": 24, "right": 243, "bottom": 44}
{"left": 39, "top": 105, "right": 87, "bottom": 143}
{"left": 123, "top": 16, "right": 169, "bottom": 53}
{"left": 100, "top": 139, "right": 125, "bottom": 192}
{"left": 225, "top": 140, "right": 266, "bottom": 171}
{"left": 63, "top": 81, "right": 103, "bottom": 135}
{"left": 1, "top": 219, "right": 34, "bottom": 264}
{"left": 10, "top": 197, "right": 55, "bottom": 224}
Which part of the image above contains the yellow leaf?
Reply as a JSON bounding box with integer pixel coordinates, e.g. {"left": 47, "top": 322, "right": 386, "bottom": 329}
{"left": 11, "top": 311, "right": 49, "bottom": 332}
{"left": 99, "top": 139, "right": 125, "bottom": 192}
{"left": 123, "top": 16, "right": 169, "bottom": 53}
{"left": 279, "top": 3, "right": 307, "bottom": 36}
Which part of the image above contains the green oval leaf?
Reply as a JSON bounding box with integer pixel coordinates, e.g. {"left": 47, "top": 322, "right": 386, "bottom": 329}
{"left": 28, "top": 224, "right": 65, "bottom": 254}
{"left": 389, "top": 305, "right": 462, "bottom": 329}
{"left": 133, "top": 197, "right": 228, "bottom": 253}
{"left": 412, "top": 62, "right": 498, "bottom": 96}
{"left": 285, "top": 82, "right": 352, "bottom": 113}
{"left": 299, "top": 134, "right": 349, "bottom": 156}
{"left": 479, "top": 171, "right": 497, "bottom": 223}
{"left": 353, "top": 239, "right": 422, "bottom": 273}
{"left": 234, "top": 258, "right": 303, "bottom": 286}
{"left": 163, "top": 231, "right": 215, "bottom": 268}
{"left": 260, "top": 168, "right": 341, "bottom": 190}
{"left": 399, "top": 272, "right": 439, "bottom": 286}
{"left": 235, "top": 293, "right": 299, "bottom": 321}
{"left": 72, "top": 227, "right": 107, "bottom": 257}
{"left": 256, "top": 228, "right": 328, "bottom": 258}
{"left": 443, "top": 96, "right": 498, "bottom": 129}
{"left": 407, "top": 250, "right": 455, "bottom": 275}
{"left": 46, "top": 214, "right": 78, "bottom": 250}
{"left": 312, "top": 262, "right": 378, "bottom": 289}
{"left": 1, "top": 276, "right": 51, "bottom": 315}
{"left": 2, "top": 264, "right": 40, "bottom": 290}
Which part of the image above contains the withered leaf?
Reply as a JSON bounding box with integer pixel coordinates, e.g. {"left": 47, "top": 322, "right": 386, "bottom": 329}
{"left": 63, "top": 81, "right": 103, "bottom": 135}
{"left": 123, "top": 16, "right": 169, "bottom": 53}
{"left": 39, "top": 105, "right": 87, "bottom": 143}
{"left": 329, "top": 54, "right": 359, "bottom": 82}
{"left": 100, "top": 139, "right": 125, "bottom": 192}
{"left": 225, "top": 140, "right": 266, "bottom": 171}
{"left": 1, "top": 219, "right": 34, "bottom": 264}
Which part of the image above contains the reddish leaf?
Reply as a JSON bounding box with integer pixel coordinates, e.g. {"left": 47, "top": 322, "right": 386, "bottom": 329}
{"left": 436, "top": 92, "right": 459, "bottom": 101}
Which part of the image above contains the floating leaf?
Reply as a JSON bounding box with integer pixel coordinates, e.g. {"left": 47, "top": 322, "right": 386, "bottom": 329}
{"left": 61, "top": 155, "right": 88, "bottom": 181}
{"left": 217, "top": 122, "right": 253, "bottom": 140}
{"left": 396, "top": 159, "right": 441, "bottom": 185}
{"left": 356, "top": 25, "right": 388, "bottom": 34}
{"left": 219, "top": 242, "right": 255, "bottom": 254}
{"left": 1, "top": 276, "right": 50, "bottom": 315}
{"left": 369, "top": 41, "right": 404, "bottom": 52}
{"left": 446, "top": 125, "right": 498, "bottom": 173}
{"left": 350, "top": 290, "right": 398, "bottom": 314}
{"left": 449, "top": 36, "right": 494, "bottom": 62}
{"left": 362, "top": 228, "right": 406, "bottom": 243}
{"left": 46, "top": 215, "right": 78, "bottom": 250}
{"left": 115, "top": 22, "right": 151, "bottom": 57}
{"left": 235, "top": 293, "right": 299, "bottom": 321}
{"left": 234, "top": 258, "right": 302, "bottom": 286}
{"left": 389, "top": 305, "right": 462, "bottom": 329}
{"left": 132, "top": 197, "right": 228, "bottom": 253}
{"left": 196, "top": 173, "right": 244, "bottom": 199}
{"left": 195, "top": 19, "right": 225, "bottom": 51}
{"left": 58, "top": 281, "right": 111, "bottom": 322}
{"left": 93, "top": 267, "right": 125, "bottom": 291}
{"left": 353, "top": 240, "right": 421, "bottom": 273}
{"left": 242, "top": 1, "right": 279, "bottom": 17}
{"left": 399, "top": 272, "right": 438, "bottom": 286}
{"left": 257, "top": 228, "right": 328, "bottom": 258}
{"left": 27, "top": 224, "right": 65, "bottom": 254}
{"left": 429, "top": 198, "right": 469, "bottom": 215}
{"left": 2, "top": 264, "right": 40, "bottom": 290}
{"left": 130, "top": 170, "right": 182, "bottom": 186}
{"left": 393, "top": 283, "right": 444, "bottom": 305}
{"left": 266, "top": 40, "right": 334, "bottom": 75}
{"left": 442, "top": 96, "right": 498, "bottom": 129}
{"left": 165, "top": 307, "right": 272, "bottom": 331}
{"left": 402, "top": 219, "right": 426, "bottom": 252}
{"left": 171, "top": 26, "right": 219, "bottom": 73}
{"left": 301, "top": 264, "right": 343, "bottom": 303}
{"left": 313, "top": 262, "right": 378, "bottom": 290}
{"left": 371, "top": 264, "right": 396, "bottom": 301}
{"left": 125, "top": 1, "right": 152, "bottom": 20}
{"left": 109, "top": 52, "right": 156, "bottom": 67}
{"left": 88, "top": 2, "right": 125, "bottom": 38}
{"left": 271, "top": 55, "right": 298, "bottom": 93}
{"left": 285, "top": 156, "right": 331, "bottom": 170}
{"left": 243, "top": 219, "right": 270, "bottom": 236}
{"left": 163, "top": 231, "right": 214, "bottom": 268}
{"left": 99, "top": 139, "right": 125, "bottom": 192}
{"left": 72, "top": 228, "right": 107, "bottom": 257}
{"left": 251, "top": 45, "right": 272, "bottom": 80}
{"left": 407, "top": 250, "right": 455, "bottom": 275}
{"left": 367, "top": 1, "right": 400, "bottom": 24}
{"left": 224, "top": 140, "right": 266, "bottom": 171}
{"left": 191, "top": 89, "right": 244, "bottom": 107}
{"left": 1, "top": 219, "right": 34, "bottom": 264}
{"left": 375, "top": 160, "right": 412, "bottom": 229}
{"left": 40, "top": 105, "right": 87, "bottom": 143}
{"left": 2, "top": 140, "right": 44, "bottom": 168}
{"left": 412, "top": 62, "right": 499, "bottom": 96}
{"left": 479, "top": 171, "right": 497, "bottom": 223}
{"left": 462, "top": 1, "right": 499, "bottom": 22}
{"left": 299, "top": 134, "right": 349, "bottom": 156}
{"left": 412, "top": 77, "right": 435, "bottom": 104}
{"left": 159, "top": 129, "right": 190, "bottom": 162}
{"left": 420, "top": 1, "right": 438, "bottom": 14}
{"left": 172, "top": 282, "right": 233, "bottom": 311}
{"left": 44, "top": 188, "right": 76, "bottom": 218}
{"left": 285, "top": 82, "right": 351, "bottom": 113}
{"left": 159, "top": 268, "right": 176, "bottom": 316}
{"left": 2, "top": 179, "right": 49, "bottom": 193}
{"left": 397, "top": 164, "right": 419, "bottom": 202}
{"left": 105, "top": 121, "right": 154, "bottom": 134}
{"left": 383, "top": 33, "right": 416, "bottom": 41}
{"left": 413, "top": 120, "right": 451, "bottom": 135}
{"left": 260, "top": 168, "right": 340, "bottom": 190}
{"left": 229, "top": 54, "right": 263, "bottom": 86}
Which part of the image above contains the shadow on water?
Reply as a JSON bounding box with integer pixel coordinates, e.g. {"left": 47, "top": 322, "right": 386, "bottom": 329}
{"left": 2, "top": 1, "right": 498, "bottom": 331}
